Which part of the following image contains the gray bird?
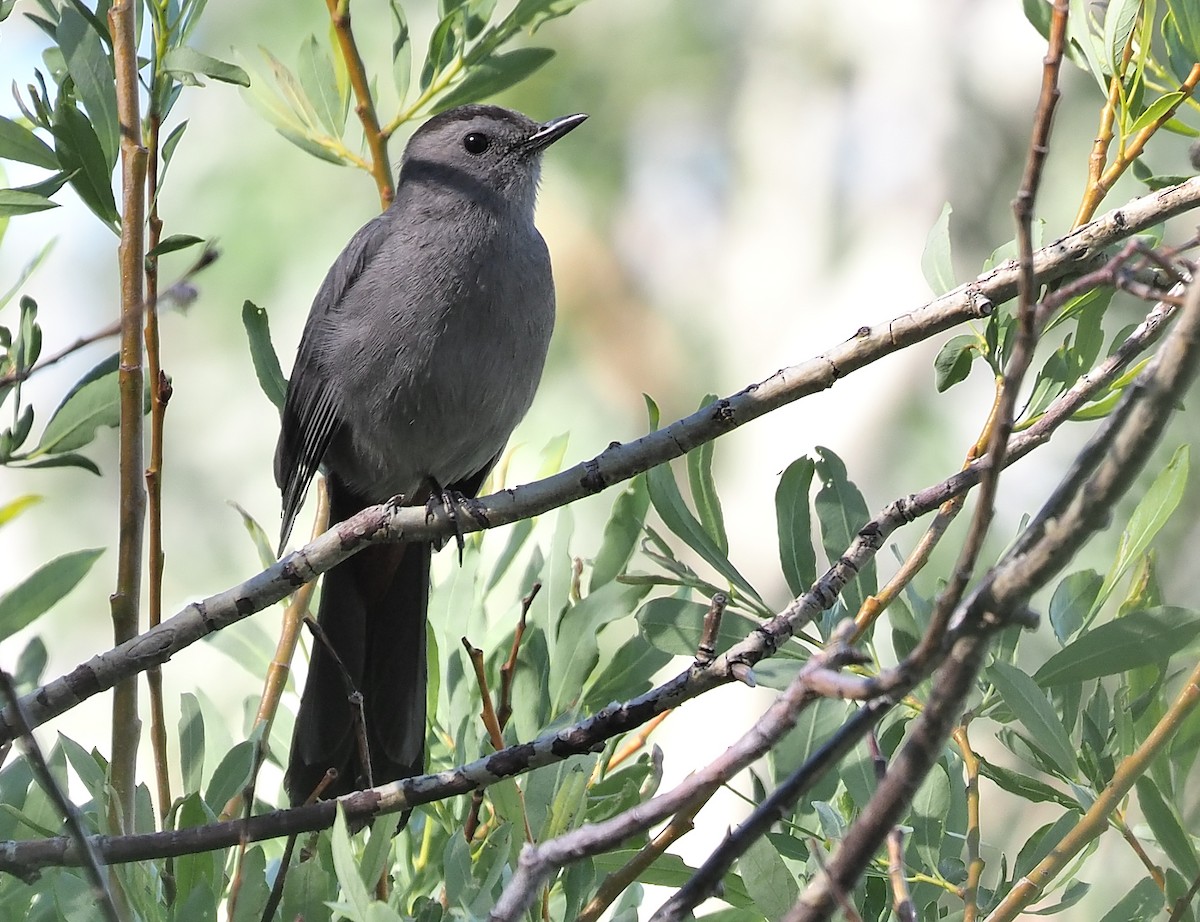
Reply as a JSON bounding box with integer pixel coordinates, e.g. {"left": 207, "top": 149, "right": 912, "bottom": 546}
{"left": 275, "top": 104, "right": 586, "bottom": 805}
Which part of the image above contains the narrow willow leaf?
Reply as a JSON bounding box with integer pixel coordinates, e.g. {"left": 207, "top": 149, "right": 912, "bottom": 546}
{"left": 241, "top": 300, "right": 287, "bottom": 410}
{"left": 0, "top": 494, "right": 41, "bottom": 529}
{"left": 1102, "top": 0, "right": 1140, "bottom": 75}
{"left": 1092, "top": 445, "right": 1188, "bottom": 619}
{"left": 33, "top": 359, "right": 125, "bottom": 455}
{"left": 0, "top": 115, "right": 57, "bottom": 168}
{"left": 1136, "top": 776, "right": 1200, "bottom": 878}
{"left": 57, "top": 6, "right": 118, "bottom": 168}
{"left": 52, "top": 100, "right": 119, "bottom": 229}
{"left": 589, "top": 474, "right": 649, "bottom": 591}
{"left": 589, "top": 850, "right": 759, "bottom": 911}
{"left": 162, "top": 47, "right": 251, "bottom": 86}
{"left": 1128, "top": 91, "right": 1185, "bottom": 138}
{"left": 646, "top": 463, "right": 763, "bottom": 607}
{"left": 813, "top": 447, "right": 877, "bottom": 616}
{"left": 434, "top": 47, "right": 555, "bottom": 111}
{"left": 1035, "top": 605, "right": 1200, "bottom": 684}
{"left": 686, "top": 396, "right": 727, "bottom": 553}
{"left": 390, "top": 1, "right": 412, "bottom": 101}
{"left": 0, "top": 548, "right": 104, "bottom": 642}
{"left": 178, "top": 692, "right": 205, "bottom": 794}
{"left": 976, "top": 755, "right": 1078, "bottom": 810}
{"left": 203, "top": 740, "right": 256, "bottom": 813}
{"left": 297, "top": 35, "right": 345, "bottom": 137}
{"left": 146, "top": 233, "right": 204, "bottom": 259}
{"left": 0, "top": 189, "right": 57, "bottom": 216}
{"left": 921, "top": 202, "right": 954, "bottom": 295}
{"left": 1098, "top": 877, "right": 1170, "bottom": 922}
{"left": 988, "top": 661, "right": 1077, "bottom": 778}
{"left": 775, "top": 456, "right": 816, "bottom": 597}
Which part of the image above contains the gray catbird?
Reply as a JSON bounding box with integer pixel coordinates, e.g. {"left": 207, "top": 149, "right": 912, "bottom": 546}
{"left": 275, "top": 104, "right": 586, "bottom": 805}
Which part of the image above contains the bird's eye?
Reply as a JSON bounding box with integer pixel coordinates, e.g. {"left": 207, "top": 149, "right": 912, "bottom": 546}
{"left": 463, "top": 132, "right": 490, "bottom": 154}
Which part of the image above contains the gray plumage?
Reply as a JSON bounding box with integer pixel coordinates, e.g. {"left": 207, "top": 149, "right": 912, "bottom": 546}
{"left": 275, "top": 104, "right": 585, "bottom": 804}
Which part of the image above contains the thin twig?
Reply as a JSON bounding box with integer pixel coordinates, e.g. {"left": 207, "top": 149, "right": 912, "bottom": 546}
{"left": 651, "top": 699, "right": 889, "bottom": 922}
{"left": 952, "top": 724, "right": 984, "bottom": 922}
{"left": 0, "top": 669, "right": 119, "bottom": 920}
{"left": 324, "top": 0, "right": 393, "bottom": 208}
{"left": 694, "top": 592, "right": 727, "bottom": 666}
{"left": 887, "top": 828, "right": 916, "bottom": 922}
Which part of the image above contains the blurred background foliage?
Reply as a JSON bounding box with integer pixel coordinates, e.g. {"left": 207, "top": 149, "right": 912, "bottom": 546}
{"left": 2, "top": 0, "right": 1200, "bottom": 916}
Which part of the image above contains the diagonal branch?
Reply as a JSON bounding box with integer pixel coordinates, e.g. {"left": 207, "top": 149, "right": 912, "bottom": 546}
{"left": 2, "top": 181, "right": 1197, "bottom": 747}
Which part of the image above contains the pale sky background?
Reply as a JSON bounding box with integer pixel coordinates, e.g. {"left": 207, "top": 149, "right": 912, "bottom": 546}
{"left": 2, "top": 0, "right": 1199, "bottom": 916}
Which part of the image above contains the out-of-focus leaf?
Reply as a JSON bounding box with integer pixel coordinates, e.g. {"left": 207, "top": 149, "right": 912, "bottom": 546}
{"left": 203, "top": 740, "right": 256, "bottom": 813}
{"left": 297, "top": 35, "right": 346, "bottom": 137}
{"left": 419, "top": 8, "right": 463, "bottom": 93}
{"left": 174, "top": 793, "right": 222, "bottom": 911}
{"left": 229, "top": 501, "right": 277, "bottom": 570}
{"left": 241, "top": 300, "right": 287, "bottom": 410}
{"left": 162, "top": 47, "right": 250, "bottom": 86}
{"left": 15, "top": 452, "right": 101, "bottom": 475}
{"left": 178, "top": 692, "right": 205, "bottom": 794}
{"left": 1092, "top": 445, "right": 1188, "bottom": 619}
{"left": 331, "top": 805, "right": 372, "bottom": 918}
{"left": 590, "top": 849, "right": 759, "bottom": 912}
{"left": 0, "top": 189, "right": 57, "bottom": 216}
{"left": 390, "top": 0, "right": 412, "bottom": 101}
{"left": 0, "top": 548, "right": 103, "bottom": 642}
{"left": 590, "top": 474, "right": 649, "bottom": 591}
{"left": 1036, "top": 606, "right": 1200, "bottom": 685}
{"left": 1049, "top": 569, "right": 1102, "bottom": 644}
{"left": 581, "top": 634, "right": 672, "bottom": 708}
{"left": 921, "top": 202, "right": 954, "bottom": 295}
{"left": 988, "top": 661, "right": 1077, "bottom": 778}
{"left": 1102, "top": 0, "right": 1140, "bottom": 75}
{"left": 775, "top": 456, "right": 816, "bottom": 597}
{"left": 0, "top": 116, "right": 57, "bottom": 168}
{"left": 435, "top": 47, "right": 555, "bottom": 111}
{"left": 686, "top": 397, "right": 727, "bottom": 554}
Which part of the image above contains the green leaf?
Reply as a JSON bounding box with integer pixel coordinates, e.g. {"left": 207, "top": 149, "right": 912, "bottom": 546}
{"left": 331, "top": 805, "right": 373, "bottom": 919}
{"left": 1098, "top": 876, "right": 1168, "bottom": 922}
{"left": 52, "top": 99, "right": 119, "bottom": 229}
{"left": 146, "top": 234, "right": 204, "bottom": 260}
{"left": 590, "top": 849, "right": 759, "bottom": 912}
{"left": 987, "top": 661, "right": 1077, "bottom": 778}
{"left": 0, "top": 116, "right": 57, "bottom": 168}
{"left": 162, "top": 47, "right": 251, "bottom": 86}
{"left": 739, "top": 835, "right": 798, "bottom": 921}
{"left": 14, "top": 452, "right": 101, "bottom": 475}
{"left": 0, "top": 548, "right": 103, "bottom": 642}
{"left": 1035, "top": 606, "right": 1200, "bottom": 685}
{"left": 1128, "top": 92, "right": 1185, "bottom": 138}
{"left": 1136, "top": 776, "right": 1200, "bottom": 878}
{"left": 549, "top": 582, "right": 644, "bottom": 715}
{"left": 590, "top": 474, "right": 649, "bottom": 591}
{"left": 1048, "top": 569, "right": 1102, "bottom": 644}
{"left": 33, "top": 358, "right": 126, "bottom": 456}
{"left": 934, "top": 333, "right": 980, "bottom": 392}
{"left": 420, "top": 8, "right": 464, "bottom": 93}
{"left": 230, "top": 501, "right": 278, "bottom": 570}
{"left": 390, "top": 1, "right": 413, "bottom": 101}
{"left": 360, "top": 813, "right": 401, "bottom": 894}
{"left": 435, "top": 47, "right": 555, "bottom": 112}
{"left": 775, "top": 457, "right": 816, "bottom": 598}
{"left": 57, "top": 6, "right": 118, "bottom": 169}
{"left": 203, "top": 740, "right": 256, "bottom": 813}
{"left": 0, "top": 189, "right": 58, "bottom": 216}
{"left": 581, "top": 634, "right": 672, "bottom": 708}
{"left": 241, "top": 300, "right": 288, "bottom": 410}
{"left": 1092, "top": 446, "right": 1188, "bottom": 619}
{"left": 298, "top": 35, "right": 346, "bottom": 137}
{"left": 921, "top": 202, "right": 954, "bottom": 295}
{"left": 174, "top": 793, "right": 222, "bottom": 911}
{"left": 506, "top": 0, "right": 589, "bottom": 34}
{"left": 976, "top": 755, "right": 1078, "bottom": 810}
{"left": 647, "top": 462, "right": 763, "bottom": 607}
{"left": 813, "top": 447, "right": 877, "bottom": 616}
{"left": 686, "top": 399, "right": 727, "bottom": 554}
{"left": 636, "top": 596, "right": 774, "bottom": 658}
{"left": 1103, "top": 0, "right": 1140, "bottom": 76}
{"left": 178, "top": 692, "right": 205, "bottom": 794}
{"left": 1167, "top": 0, "right": 1200, "bottom": 61}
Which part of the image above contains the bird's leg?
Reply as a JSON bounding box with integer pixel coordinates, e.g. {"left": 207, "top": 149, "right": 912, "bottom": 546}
{"left": 423, "top": 479, "right": 490, "bottom": 564}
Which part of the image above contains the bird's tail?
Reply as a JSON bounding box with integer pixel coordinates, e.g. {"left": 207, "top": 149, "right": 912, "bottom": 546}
{"left": 285, "top": 478, "right": 429, "bottom": 805}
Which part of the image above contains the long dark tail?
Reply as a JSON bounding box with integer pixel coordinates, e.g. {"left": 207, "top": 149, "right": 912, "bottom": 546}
{"left": 285, "top": 477, "right": 430, "bottom": 805}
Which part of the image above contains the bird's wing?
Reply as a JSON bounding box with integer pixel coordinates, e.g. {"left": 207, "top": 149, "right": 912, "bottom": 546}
{"left": 274, "top": 213, "right": 394, "bottom": 553}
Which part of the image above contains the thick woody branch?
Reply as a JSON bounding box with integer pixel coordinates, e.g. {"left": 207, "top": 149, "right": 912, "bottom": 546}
{"left": 2, "top": 181, "right": 1197, "bottom": 747}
